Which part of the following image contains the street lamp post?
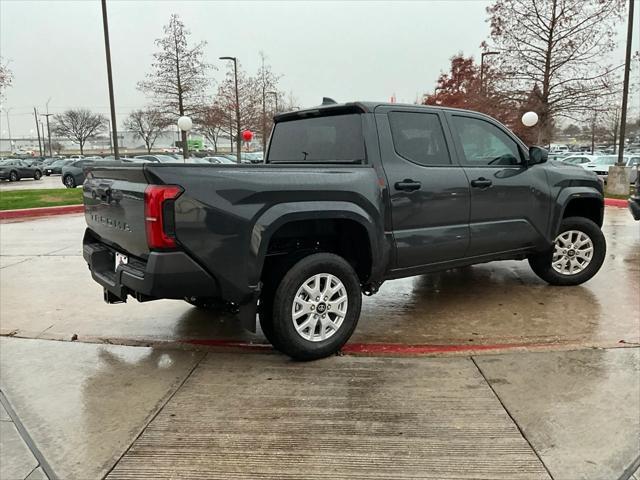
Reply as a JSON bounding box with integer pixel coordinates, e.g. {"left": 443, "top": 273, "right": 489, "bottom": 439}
{"left": 480, "top": 51, "right": 500, "bottom": 93}
{"left": 177, "top": 116, "right": 192, "bottom": 162}
{"left": 33, "top": 108, "right": 43, "bottom": 157}
{"left": 219, "top": 56, "right": 241, "bottom": 163}
{"left": 101, "top": 0, "right": 119, "bottom": 160}
{"left": 617, "top": 0, "right": 635, "bottom": 166}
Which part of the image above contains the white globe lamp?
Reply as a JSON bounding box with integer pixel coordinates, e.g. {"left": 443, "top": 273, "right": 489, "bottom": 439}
{"left": 177, "top": 116, "right": 193, "bottom": 132}
{"left": 521, "top": 111, "right": 539, "bottom": 127}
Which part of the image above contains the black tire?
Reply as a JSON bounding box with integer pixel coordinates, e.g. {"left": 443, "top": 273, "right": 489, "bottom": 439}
{"left": 34, "top": 170, "right": 42, "bottom": 180}
{"left": 9, "top": 171, "right": 18, "bottom": 182}
{"left": 528, "top": 216, "right": 606, "bottom": 286}
{"left": 63, "top": 175, "right": 76, "bottom": 188}
{"left": 265, "top": 253, "right": 362, "bottom": 360}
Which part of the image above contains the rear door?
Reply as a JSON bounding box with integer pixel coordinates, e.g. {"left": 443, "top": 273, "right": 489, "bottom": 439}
{"left": 446, "top": 113, "right": 550, "bottom": 257}
{"left": 376, "top": 107, "right": 470, "bottom": 269}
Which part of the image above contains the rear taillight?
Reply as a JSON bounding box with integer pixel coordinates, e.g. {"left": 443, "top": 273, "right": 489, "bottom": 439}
{"left": 144, "top": 185, "right": 183, "bottom": 250}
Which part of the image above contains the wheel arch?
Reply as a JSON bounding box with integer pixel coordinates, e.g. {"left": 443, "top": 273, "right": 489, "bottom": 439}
{"left": 550, "top": 189, "right": 604, "bottom": 238}
{"left": 248, "top": 201, "right": 384, "bottom": 288}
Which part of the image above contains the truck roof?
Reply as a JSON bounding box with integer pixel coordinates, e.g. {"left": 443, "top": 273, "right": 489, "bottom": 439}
{"left": 273, "top": 101, "right": 490, "bottom": 122}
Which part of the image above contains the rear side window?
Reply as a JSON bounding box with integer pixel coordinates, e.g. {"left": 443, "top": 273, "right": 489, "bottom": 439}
{"left": 268, "top": 114, "right": 365, "bottom": 163}
{"left": 388, "top": 112, "right": 451, "bottom": 166}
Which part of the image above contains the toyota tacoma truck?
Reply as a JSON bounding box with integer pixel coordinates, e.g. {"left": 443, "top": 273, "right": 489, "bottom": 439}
{"left": 82, "top": 101, "right": 606, "bottom": 360}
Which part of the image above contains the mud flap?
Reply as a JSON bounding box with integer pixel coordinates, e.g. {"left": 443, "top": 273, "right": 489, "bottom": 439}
{"left": 238, "top": 301, "right": 258, "bottom": 333}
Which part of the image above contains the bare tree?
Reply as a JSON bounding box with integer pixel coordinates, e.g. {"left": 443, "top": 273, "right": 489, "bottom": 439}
{"left": 216, "top": 62, "right": 262, "bottom": 152}
{"left": 0, "top": 57, "right": 12, "bottom": 102}
{"left": 124, "top": 109, "right": 167, "bottom": 153}
{"left": 485, "top": 0, "right": 624, "bottom": 143}
{"left": 198, "top": 105, "right": 227, "bottom": 153}
{"left": 52, "top": 109, "right": 107, "bottom": 155}
{"left": 137, "top": 14, "right": 211, "bottom": 157}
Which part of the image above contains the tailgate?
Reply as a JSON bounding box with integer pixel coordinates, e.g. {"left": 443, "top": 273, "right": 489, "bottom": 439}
{"left": 83, "top": 164, "right": 150, "bottom": 259}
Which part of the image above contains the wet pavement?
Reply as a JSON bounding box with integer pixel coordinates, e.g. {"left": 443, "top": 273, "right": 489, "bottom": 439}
{"left": 1, "top": 207, "right": 639, "bottom": 479}
{"left": 1, "top": 337, "right": 638, "bottom": 480}
{"left": 0, "top": 207, "right": 638, "bottom": 350}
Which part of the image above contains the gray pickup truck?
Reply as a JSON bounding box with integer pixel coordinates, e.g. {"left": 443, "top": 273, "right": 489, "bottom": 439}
{"left": 82, "top": 101, "right": 606, "bottom": 360}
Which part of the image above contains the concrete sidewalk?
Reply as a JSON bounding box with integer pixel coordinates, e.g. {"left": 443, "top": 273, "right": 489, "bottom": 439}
{"left": 1, "top": 337, "right": 638, "bottom": 480}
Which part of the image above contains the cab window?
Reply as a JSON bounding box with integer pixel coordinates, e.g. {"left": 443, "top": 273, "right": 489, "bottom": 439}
{"left": 452, "top": 116, "right": 522, "bottom": 166}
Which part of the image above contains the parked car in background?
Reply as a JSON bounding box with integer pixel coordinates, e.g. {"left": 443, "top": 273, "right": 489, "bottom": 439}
{"left": 581, "top": 155, "right": 639, "bottom": 184}
{"left": 45, "top": 159, "right": 75, "bottom": 175}
{"left": 243, "top": 152, "right": 265, "bottom": 163}
{"left": 0, "top": 159, "right": 43, "bottom": 181}
{"left": 134, "top": 154, "right": 179, "bottom": 163}
{"left": 61, "top": 159, "right": 97, "bottom": 188}
{"left": 61, "top": 157, "right": 140, "bottom": 187}
{"left": 201, "top": 156, "right": 237, "bottom": 164}
{"left": 560, "top": 155, "right": 595, "bottom": 166}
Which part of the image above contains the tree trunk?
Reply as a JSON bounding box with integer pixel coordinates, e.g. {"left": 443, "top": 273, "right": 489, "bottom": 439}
{"left": 79, "top": 141, "right": 84, "bottom": 155}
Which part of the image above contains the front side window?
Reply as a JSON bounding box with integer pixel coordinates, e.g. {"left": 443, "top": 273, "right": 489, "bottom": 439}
{"left": 452, "top": 116, "right": 522, "bottom": 166}
{"left": 268, "top": 113, "right": 365, "bottom": 163}
{"left": 388, "top": 112, "right": 450, "bottom": 166}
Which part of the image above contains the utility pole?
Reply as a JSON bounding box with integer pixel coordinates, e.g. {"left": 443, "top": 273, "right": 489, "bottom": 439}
{"left": 219, "top": 56, "right": 241, "bottom": 163}
{"left": 4, "top": 108, "right": 12, "bottom": 153}
{"left": 33, "top": 108, "right": 43, "bottom": 157}
{"left": 617, "top": 0, "right": 635, "bottom": 166}
{"left": 41, "top": 113, "right": 54, "bottom": 157}
{"left": 101, "top": 0, "right": 119, "bottom": 159}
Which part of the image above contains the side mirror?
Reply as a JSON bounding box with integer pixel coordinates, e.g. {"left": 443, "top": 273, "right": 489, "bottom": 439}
{"left": 528, "top": 146, "right": 548, "bottom": 166}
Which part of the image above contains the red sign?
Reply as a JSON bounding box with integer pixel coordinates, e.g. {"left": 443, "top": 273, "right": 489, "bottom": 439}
{"left": 242, "top": 130, "right": 253, "bottom": 142}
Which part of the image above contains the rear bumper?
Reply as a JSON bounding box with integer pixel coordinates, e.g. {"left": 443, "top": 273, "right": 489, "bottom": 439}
{"left": 83, "top": 232, "right": 219, "bottom": 302}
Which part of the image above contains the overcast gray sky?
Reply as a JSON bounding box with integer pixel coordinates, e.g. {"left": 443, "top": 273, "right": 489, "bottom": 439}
{"left": 0, "top": 0, "right": 637, "bottom": 137}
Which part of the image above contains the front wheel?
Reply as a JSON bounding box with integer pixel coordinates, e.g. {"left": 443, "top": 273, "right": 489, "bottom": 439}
{"left": 528, "top": 216, "right": 606, "bottom": 286}
{"left": 34, "top": 170, "right": 42, "bottom": 180}
{"left": 63, "top": 175, "right": 76, "bottom": 188}
{"left": 263, "top": 253, "right": 362, "bottom": 360}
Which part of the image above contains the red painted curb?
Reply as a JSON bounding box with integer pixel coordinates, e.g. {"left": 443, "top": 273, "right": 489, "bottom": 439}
{"left": 604, "top": 198, "right": 628, "bottom": 208}
{"left": 182, "top": 339, "right": 564, "bottom": 355}
{"left": 0, "top": 204, "right": 84, "bottom": 220}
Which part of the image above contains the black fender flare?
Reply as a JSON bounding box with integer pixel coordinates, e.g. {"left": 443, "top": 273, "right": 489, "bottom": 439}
{"left": 549, "top": 188, "right": 604, "bottom": 239}
{"left": 246, "top": 201, "right": 385, "bottom": 288}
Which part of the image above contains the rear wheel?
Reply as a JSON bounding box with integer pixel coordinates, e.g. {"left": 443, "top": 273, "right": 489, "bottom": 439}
{"left": 9, "top": 171, "right": 18, "bottom": 182}
{"left": 528, "top": 216, "right": 606, "bottom": 285}
{"left": 63, "top": 175, "right": 76, "bottom": 188}
{"left": 34, "top": 170, "right": 42, "bottom": 180}
{"left": 261, "top": 253, "right": 362, "bottom": 360}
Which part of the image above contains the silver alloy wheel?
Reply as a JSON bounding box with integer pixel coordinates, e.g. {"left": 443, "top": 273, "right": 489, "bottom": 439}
{"left": 552, "top": 230, "right": 594, "bottom": 275}
{"left": 64, "top": 176, "right": 75, "bottom": 187}
{"left": 291, "top": 273, "right": 348, "bottom": 342}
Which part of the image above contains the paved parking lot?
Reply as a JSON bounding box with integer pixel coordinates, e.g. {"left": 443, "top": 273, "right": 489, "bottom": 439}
{"left": 0, "top": 207, "right": 637, "bottom": 350}
{"left": 1, "top": 206, "right": 639, "bottom": 479}
{"left": 0, "top": 175, "right": 66, "bottom": 191}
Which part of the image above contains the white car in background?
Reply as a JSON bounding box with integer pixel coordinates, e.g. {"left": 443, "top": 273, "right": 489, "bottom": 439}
{"left": 581, "top": 155, "right": 640, "bottom": 184}
{"left": 560, "top": 155, "right": 596, "bottom": 166}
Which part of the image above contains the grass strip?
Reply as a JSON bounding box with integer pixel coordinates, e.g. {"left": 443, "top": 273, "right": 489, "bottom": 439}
{"left": 0, "top": 188, "right": 83, "bottom": 210}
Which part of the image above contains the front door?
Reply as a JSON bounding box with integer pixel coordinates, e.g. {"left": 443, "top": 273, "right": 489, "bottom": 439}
{"left": 446, "top": 113, "right": 550, "bottom": 257}
{"left": 376, "top": 108, "right": 470, "bottom": 270}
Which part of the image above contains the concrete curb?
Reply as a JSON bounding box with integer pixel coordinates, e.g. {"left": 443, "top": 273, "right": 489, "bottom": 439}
{"left": 0, "top": 204, "right": 83, "bottom": 220}
{"left": 604, "top": 198, "right": 628, "bottom": 208}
